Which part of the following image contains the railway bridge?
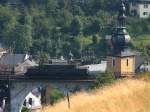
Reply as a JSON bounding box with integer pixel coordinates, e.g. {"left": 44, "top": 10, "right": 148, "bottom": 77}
{"left": 0, "top": 75, "right": 95, "bottom": 112}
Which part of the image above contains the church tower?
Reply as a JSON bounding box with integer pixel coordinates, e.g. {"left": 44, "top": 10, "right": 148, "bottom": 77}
{"left": 107, "top": 0, "right": 135, "bottom": 77}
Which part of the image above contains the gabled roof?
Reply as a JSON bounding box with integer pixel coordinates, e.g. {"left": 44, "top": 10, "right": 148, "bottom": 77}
{"left": 0, "top": 48, "right": 7, "bottom": 52}
{"left": 0, "top": 54, "right": 29, "bottom": 66}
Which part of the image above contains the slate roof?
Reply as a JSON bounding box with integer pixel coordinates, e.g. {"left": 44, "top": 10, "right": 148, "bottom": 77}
{"left": 108, "top": 49, "right": 136, "bottom": 57}
{"left": 116, "top": 50, "right": 135, "bottom": 57}
{"left": 0, "top": 54, "right": 28, "bottom": 66}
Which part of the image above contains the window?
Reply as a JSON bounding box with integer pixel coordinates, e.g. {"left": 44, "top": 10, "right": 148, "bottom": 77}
{"left": 112, "top": 58, "right": 115, "bottom": 67}
{"left": 23, "top": 100, "right": 26, "bottom": 106}
{"left": 131, "top": 10, "right": 137, "bottom": 16}
{"left": 143, "top": 12, "right": 148, "bottom": 16}
{"left": 29, "top": 98, "right": 33, "bottom": 106}
{"left": 127, "top": 59, "right": 129, "bottom": 66}
{"left": 144, "top": 4, "right": 148, "bottom": 8}
{"left": 132, "top": 2, "right": 136, "bottom": 6}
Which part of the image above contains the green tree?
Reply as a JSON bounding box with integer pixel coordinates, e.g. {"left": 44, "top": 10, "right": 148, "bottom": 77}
{"left": 0, "top": 0, "right": 146, "bottom": 59}
{"left": 49, "top": 89, "right": 64, "bottom": 105}
{"left": 7, "top": 24, "right": 32, "bottom": 53}
{"left": 21, "top": 107, "right": 31, "bottom": 112}
{"left": 83, "top": 19, "right": 100, "bottom": 35}
{"left": 0, "top": 5, "right": 18, "bottom": 43}
{"left": 46, "top": 0, "right": 58, "bottom": 16}
{"left": 70, "top": 17, "right": 82, "bottom": 36}
{"left": 92, "top": 70, "right": 115, "bottom": 89}
{"left": 0, "top": 0, "right": 8, "bottom": 4}
{"left": 92, "top": 35, "right": 98, "bottom": 44}
{"left": 21, "top": 0, "right": 45, "bottom": 7}
{"left": 38, "top": 52, "right": 49, "bottom": 65}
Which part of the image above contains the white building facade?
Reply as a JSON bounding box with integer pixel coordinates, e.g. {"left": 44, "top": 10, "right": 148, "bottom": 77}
{"left": 129, "top": 0, "right": 150, "bottom": 18}
{"left": 23, "top": 89, "right": 42, "bottom": 111}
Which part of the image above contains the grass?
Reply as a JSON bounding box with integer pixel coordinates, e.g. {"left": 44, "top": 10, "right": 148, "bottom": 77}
{"left": 41, "top": 73, "right": 150, "bottom": 112}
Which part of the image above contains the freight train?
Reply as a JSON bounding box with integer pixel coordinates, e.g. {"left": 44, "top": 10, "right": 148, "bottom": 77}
{"left": 25, "top": 64, "right": 89, "bottom": 80}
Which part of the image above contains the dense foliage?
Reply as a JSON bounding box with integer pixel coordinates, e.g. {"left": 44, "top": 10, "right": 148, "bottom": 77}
{"left": 0, "top": 0, "right": 149, "bottom": 58}
{"left": 49, "top": 89, "right": 64, "bottom": 105}
{"left": 91, "top": 70, "right": 116, "bottom": 89}
{"left": 21, "top": 107, "right": 31, "bottom": 112}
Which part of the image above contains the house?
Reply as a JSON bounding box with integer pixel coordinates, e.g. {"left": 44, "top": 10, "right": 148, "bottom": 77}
{"left": 133, "top": 51, "right": 150, "bottom": 73}
{"left": 0, "top": 43, "right": 8, "bottom": 58}
{"left": 23, "top": 88, "right": 42, "bottom": 111}
{"left": 140, "top": 64, "right": 150, "bottom": 72}
{"left": 0, "top": 54, "right": 37, "bottom": 75}
{"left": 0, "top": 48, "right": 7, "bottom": 58}
{"left": 79, "top": 61, "right": 107, "bottom": 75}
{"left": 129, "top": 0, "right": 150, "bottom": 18}
{"left": 138, "top": 56, "right": 150, "bottom": 72}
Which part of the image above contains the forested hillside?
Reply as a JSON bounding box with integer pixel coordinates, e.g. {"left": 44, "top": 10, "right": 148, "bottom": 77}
{"left": 0, "top": 0, "right": 149, "bottom": 58}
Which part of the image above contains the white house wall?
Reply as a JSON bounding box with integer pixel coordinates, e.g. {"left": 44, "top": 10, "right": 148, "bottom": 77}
{"left": 130, "top": 2, "right": 150, "bottom": 18}
{"left": 25, "top": 92, "right": 42, "bottom": 110}
{"left": 138, "top": 4, "right": 150, "bottom": 18}
{"left": 130, "top": 3, "right": 138, "bottom": 12}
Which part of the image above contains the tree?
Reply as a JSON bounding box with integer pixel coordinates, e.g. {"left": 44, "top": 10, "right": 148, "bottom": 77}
{"left": 71, "top": 5, "right": 84, "bottom": 16}
{"left": 83, "top": 19, "right": 100, "bottom": 35}
{"left": 21, "top": 107, "right": 31, "bottom": 112}
{"left": 38, "top": 52, "right": 49, "bottom": 65}
{"left": 46, "top": 0, "right": 58, "bottom": 16}
{"left": 49, "top": 89, "right": 64, "bottom": 105}
{"left": 0, "top": 5, "right": 17, "bottom": 43}
{"left": 21, "top": 0, "right": 45, "bottom": 7}
{"left": 92, "top": 70, "right": 115, "bottom": 89}
{"left": 90, "top": 0, "right": 102, "bottom": 14}
{"left": 92, "top": 35, "right": 98, "bottom": 44}
{"left": 138, "top": 43, "right": 150, "bottom": 64}
{"left": 0, "top": 0, "right": 8, "bottom": 4}
{"left": 8, "top": 24, "right": 32, "bottom": 53}
{"left": 0, "top": 0, "right": 146, "bottom": 59}
{"left": 70, "top": 17, "right": 82, "bottom": 36}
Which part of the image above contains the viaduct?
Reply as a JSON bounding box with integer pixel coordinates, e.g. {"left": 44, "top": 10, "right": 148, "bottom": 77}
{"left": 0, "top": 75, "right": 94, "bottom": 112}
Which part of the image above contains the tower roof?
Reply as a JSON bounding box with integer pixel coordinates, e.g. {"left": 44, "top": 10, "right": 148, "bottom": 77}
{"left": 111, "top": 0, "right": 131, "bottom": 53}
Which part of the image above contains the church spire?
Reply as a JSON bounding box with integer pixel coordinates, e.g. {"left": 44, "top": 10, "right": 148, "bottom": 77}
{"left": 118, "top": 0, "right": 126, "bottom": 28}
{"left": 111, "top": 0, "right": 131, "bottom": 53}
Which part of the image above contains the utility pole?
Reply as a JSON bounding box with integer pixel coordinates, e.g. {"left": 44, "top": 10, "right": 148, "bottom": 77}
{"left": 67, "top": 92, "right": 70, "bottom": 109}
{"left": 5, "top": 79, "right": 11, "bottom": 112}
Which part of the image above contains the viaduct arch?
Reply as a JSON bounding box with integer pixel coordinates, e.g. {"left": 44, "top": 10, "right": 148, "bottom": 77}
{"left": 8, "top": 79, "right": 93, "bottom": 112}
